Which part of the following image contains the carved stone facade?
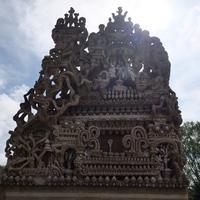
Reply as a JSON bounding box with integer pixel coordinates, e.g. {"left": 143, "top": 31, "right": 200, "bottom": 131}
{"left": 0, "top": 7, "right": 188, "bottom": 197}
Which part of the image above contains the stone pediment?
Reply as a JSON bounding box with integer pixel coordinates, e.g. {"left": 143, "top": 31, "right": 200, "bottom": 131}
{"left": 0, "top": 7, "right": 188, "bottom": 195}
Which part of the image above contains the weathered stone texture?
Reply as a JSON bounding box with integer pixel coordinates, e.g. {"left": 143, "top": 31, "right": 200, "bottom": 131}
{"left": 0, "top": 185, "right": 188, "bottom": 200}
{"left": 0, "top": 6, "right": 188, "bottom": 200}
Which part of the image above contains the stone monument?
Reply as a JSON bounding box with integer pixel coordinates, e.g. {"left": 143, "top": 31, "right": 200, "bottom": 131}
{"left": 0, "top": 7, "right": 188, "bottom": 200}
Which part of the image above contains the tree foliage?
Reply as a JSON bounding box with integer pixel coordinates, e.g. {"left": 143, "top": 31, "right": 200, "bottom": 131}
{"left": 181, "top": 121, "right": 200, "bottom": 200}
{"left": 0, "top": 165, "right": 5, "bottom": 172}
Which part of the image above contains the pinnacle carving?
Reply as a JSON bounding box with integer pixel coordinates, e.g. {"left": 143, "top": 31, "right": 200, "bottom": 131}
{"left": 0, "top": 7, "right": 188, "bottom": 188}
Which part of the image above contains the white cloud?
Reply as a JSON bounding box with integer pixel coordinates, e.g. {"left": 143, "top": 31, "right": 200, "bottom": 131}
{"left": 179, "top": 5, "right": 200, "bottom": 49}
{"left": 0, "top": 63, "right": 27, "bottom": 90}
{"left": 10, "top": 84, "right": 30, "bottom": 102}
{"left": 0, "top": 65, "right": 7, "bottom": 88}
{"left": 128, "top": 0, "right": 172, "bottom": 31}
{"left": 17, "top": 1, "right": 67, "bottom": 58}
{"left": 168, "top": 4, "right": 200, "bottom": 122}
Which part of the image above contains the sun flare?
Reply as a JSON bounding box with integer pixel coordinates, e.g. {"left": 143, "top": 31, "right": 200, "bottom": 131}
{"left": 113, "top": 0, "right": 172, "bottom": 31}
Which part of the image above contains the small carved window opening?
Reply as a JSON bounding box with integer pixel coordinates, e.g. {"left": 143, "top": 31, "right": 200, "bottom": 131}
{"left": 64, "top": 148, "right": 76, "bottom": 170}
{"left": 139, "top": 63, "right": 144, "bottom": 73}
{"left": 76, "top": 65, "right": 80, "bottom": 71}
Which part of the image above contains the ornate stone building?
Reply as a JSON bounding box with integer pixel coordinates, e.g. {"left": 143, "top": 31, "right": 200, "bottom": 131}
{"left": 0, "top": 7, "right": 188, "bottom": 200}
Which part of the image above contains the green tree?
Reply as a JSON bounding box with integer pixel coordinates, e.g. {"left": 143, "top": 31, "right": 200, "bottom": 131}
{"left": 181, "top": 121, "right": 200, "bottom": 200}
{"left": 0, "top": 165, "right": 5, "bottom": 172}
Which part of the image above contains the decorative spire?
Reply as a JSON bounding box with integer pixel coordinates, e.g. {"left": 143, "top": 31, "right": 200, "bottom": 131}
{"left": 55, "top": 7, "right": 86, "bottom": 28}
{"left": 106, "top": 7, "right": 133, "bottom": 32}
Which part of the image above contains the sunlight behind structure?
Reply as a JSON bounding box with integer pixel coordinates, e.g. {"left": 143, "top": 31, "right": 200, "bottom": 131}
{"left": 113, "top": 0, "right": 172, "bottom": 31}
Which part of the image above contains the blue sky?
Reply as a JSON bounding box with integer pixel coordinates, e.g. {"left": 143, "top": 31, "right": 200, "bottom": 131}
{"left": 0, "top": 0, "right": 200, "bottom": 165}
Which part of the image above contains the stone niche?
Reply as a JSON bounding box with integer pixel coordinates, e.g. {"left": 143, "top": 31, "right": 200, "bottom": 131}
{"left": 0, "top": 7, "right": 188, "bottom": 200}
